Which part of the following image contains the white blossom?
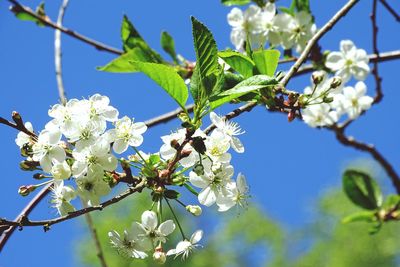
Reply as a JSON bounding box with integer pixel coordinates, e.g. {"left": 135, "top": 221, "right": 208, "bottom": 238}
{"left": 106, "top": 116, "right": 147, "bottom": 154}
{"left": 15, "top": 122, "right": 34, "bottom": 148}
{"left": 166, "top": 230, "right": 203, "bottom": 260}
{"left": 72, "top": 139, "right": 117, "bottom": 178}
{"left": 275, "top": 11, "right": 316, "bottom": 53}
{"left": 205, "top": 131, "right": 232, "bottom": 163}
{"left": 334, "top": 81, "right": 373, "bottom": 119}
{"left": 51, "top": 160, "right": 72, "bottom": 180}
{"left": 32, "top": 124, "right": 66, "bottom": 173}
{"left": 217, "top": 173, "right": 249, "bottom": 212}
{"left": 131, "top": 211, "right": 175, "bottom": 250}
{"left": 227, "top": 5, "right": 263, "bottom": 50}
{"left": 76, "top": 173, "right": 111, "bottom": 206}
{"left": 326, "top": 40, "right": 370, "bottom": 82}
{"left": 302, "top": 103, "right": 338, "bottom": 128}
{"left": 210, "top": 112, "right": 244, "bottom": 153}
{"left": 160, "top": 129, "right": 204, "bottom": 168}
{"left": 51, "top": 180, "right": 76, "bottom": 216}
{"left": 189, "top": 160, "right": 234, "bottom": 207}
{"left": 108, "top": 230, "right": 147, "bottom": 259}
{"left": 254, "top": 3, "right": 281, "bottom": 47}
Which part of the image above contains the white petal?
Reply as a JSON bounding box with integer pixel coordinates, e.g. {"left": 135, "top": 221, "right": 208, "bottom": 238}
{"left": 132, "top": 122, "right": 147, "bottom": 134}
{"left": 141, "top": 211, "right": 158, "bottom": 231}
{"left": 98, "top": 155, "right": 118, "bottom": 171}
{"left": 340, "top": 40, "right": 355, "bottom": 53}
{"left": 198, "top": 186, "right": 217, "bottom": 206}
{"left": 231, "top": 136, "right": 244, "bottom": 153}
{"left": 190, "top": 230, "right": 203, "bottom": 244}
{"left": 326, "top": 52, "right": 345, "bottom": 71}
{"left": 50, "top": 146, "right": 66, "bottom": 162}
{"left": 160, "top": 144, "right": 175, "bottom": 160}
{"left": 189, "top": 172, "right": 209, "bottom": 189}
{"left": 113, "top": 139, "right": 129, "bottom": 154}
{"left": 237, "top": 173, "right": 248, "bottom": 193}
{"left": 227, "top": 8, "right": 244, "bottom": 27}
{"left": 128, "top": 134, "right": 144, "bottom": 147}
{"left": 210, "top": 112, "right": 224, "bottom": 129}
{"left": 158, "top": 220, "right": 175, "bottom": 236}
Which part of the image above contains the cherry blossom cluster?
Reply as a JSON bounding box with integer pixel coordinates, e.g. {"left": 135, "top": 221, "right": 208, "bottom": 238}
{"left": 107, "top": 112, "right": 249, "bottom": 262}
{"left": 227, "top": 3, "right": 316, "bottom": 53}
{"left": 15, "top": 94, "right": 147, "bottom": 213}
{"left": 302, "top": 40, "right": 373, "bottom": 127}
{"left": 14, "top": 94, "right": 249, "bottom": 263}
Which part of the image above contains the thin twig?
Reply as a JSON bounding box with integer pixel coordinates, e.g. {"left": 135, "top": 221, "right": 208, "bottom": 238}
{"left": 379, "top": 0, "right": 400, "bottom": 22}
{"left": 0, "top": 184, "right": 52, "bottom": 251}
{"left": 371, "top": 0, "right": 383, "bottom": 104}
{"left": 82, "top": 201, "right": 108, "bottom": 267}
{"left": 54, "top": 0, "right": 69, "bottom": 105}
{"left": 0, "top": 180, "right": 146, "bottom": 229}
{"left": 8, "top": 0, "right": 123, "bottom": 55}
{"left": 144, "top": 104, "right": 194, "bottom": 127}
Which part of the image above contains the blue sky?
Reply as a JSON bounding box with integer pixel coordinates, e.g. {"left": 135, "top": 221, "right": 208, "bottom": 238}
{"left": 0, "top": 0, "right": 399, "bottom": 266}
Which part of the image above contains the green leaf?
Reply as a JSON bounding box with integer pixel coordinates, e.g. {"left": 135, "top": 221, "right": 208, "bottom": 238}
{"left": 342, "top": 211, "right": 377, "bottom": 224}
{"left": 253, "top": 49, "right": 281, "bottom": 76}
{"left": 383, "top": 195, "right": 400, "bottom": 210}
{"left": 129, "top": 61, "right": 188, "bottom": 108}
{"left": 295, "top": 0, "right": 311, "bottom": 13}
{"left": 97, "top": 48, "right": 149, "bottom": 73}
{"left": 342, "top": 169, "right": 383, "bottom": 210}
{"left": 279, "top": 6, "right": 295, "bottom": 16}
{"left": 218, "top": 50, "right": 255, "bottom": 78}
{"left": 121, "top": 15, "right": 163, "bottom": 63}
{"left": 221, "top": 0, "right": 251, "bottom": 6}
{"left": 191, "top": 16, "right": 219, "bottom": 90}
{"left": 12, "top": 2, "right": 47, "bottom": 27}
{"left": 209, "top": 75, "right": 277, "bottom": 109}
{"left": 161, "top": 31, "right": 178, "bottom": 63}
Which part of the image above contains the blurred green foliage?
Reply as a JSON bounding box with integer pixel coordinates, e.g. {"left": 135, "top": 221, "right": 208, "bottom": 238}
{"left": 78, "top": 187, "right": 400, "bottom": 267}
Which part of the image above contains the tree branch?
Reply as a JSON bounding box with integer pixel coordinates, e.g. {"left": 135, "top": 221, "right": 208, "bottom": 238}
{"left": 82, "top": 201, "right": 108, "bottom": 267}
{"left": 8, "top": 0, "right": 123, "bottom": 55}
{"left": 54, "top": 0, "right": 69, "bottom": 105}
{"left": 0, "top": 180, "right": 146, "bottom": 229}
{"left": 379, "top": 0, "right": 400, "bottom": 22}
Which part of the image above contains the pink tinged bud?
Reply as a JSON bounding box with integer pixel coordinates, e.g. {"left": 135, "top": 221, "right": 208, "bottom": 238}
{"left": 330, "top": 76, "right": 342, "bottom": 88}
{"left": 153, "top": 251, "right": 166, "bottom": 264}
{"left": 287, "top": 111, "right": 296, "bottom": 122}
{"left": 18, "top": 185, "right": 36, "bottom": 196}
{"left": 312, "top": 71, "right": 325, "bottom": 85}
{"left": 186, "top": 205, "right": 202, "bottom": 216}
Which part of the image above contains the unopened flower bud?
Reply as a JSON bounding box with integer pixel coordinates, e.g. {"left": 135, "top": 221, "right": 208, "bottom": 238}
{"left": 159, "top": 169, "right": 170, "bottom": 179}
{"left": 323, "top": 96, "right": 334, "bottom": 103}
{"left": 18, "top": 185, "right": 36, "bottom": 196}
{"left": 33, "top": 173, "right": 46, "bottom": 180}
{"left": 20, "top": 143, "right": 32, "bottom": 157}
{"left": 51, "top": 161, "right": 71, "bottom": 180}
{"left": 153, "top": 251, "right": 166, "bottom": 264}
{"left": 180, "top": 149, "right": 192, "bottom": 159}
{"left": 186, "top": 205, "right": 202, "bottom": 216}
{"left": 19, "top": 160, "right": 38, "bottom": 171}
{"left": 193, "top": 163, "right": 204, "bottom": 176}
{"left": 12, "top": 111, "right": 22, "bottom": 123}
{"left": 312, "top": 71, "right": 325, "bottom": 85}
{"left": 287, "top": 110, "right": 296, "bottom": 122}
{"left": 170, "top": 139, "right": 180, "bottom": 150}
{"left": 330, "top": 76, "right": 342, "bottom": 89}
